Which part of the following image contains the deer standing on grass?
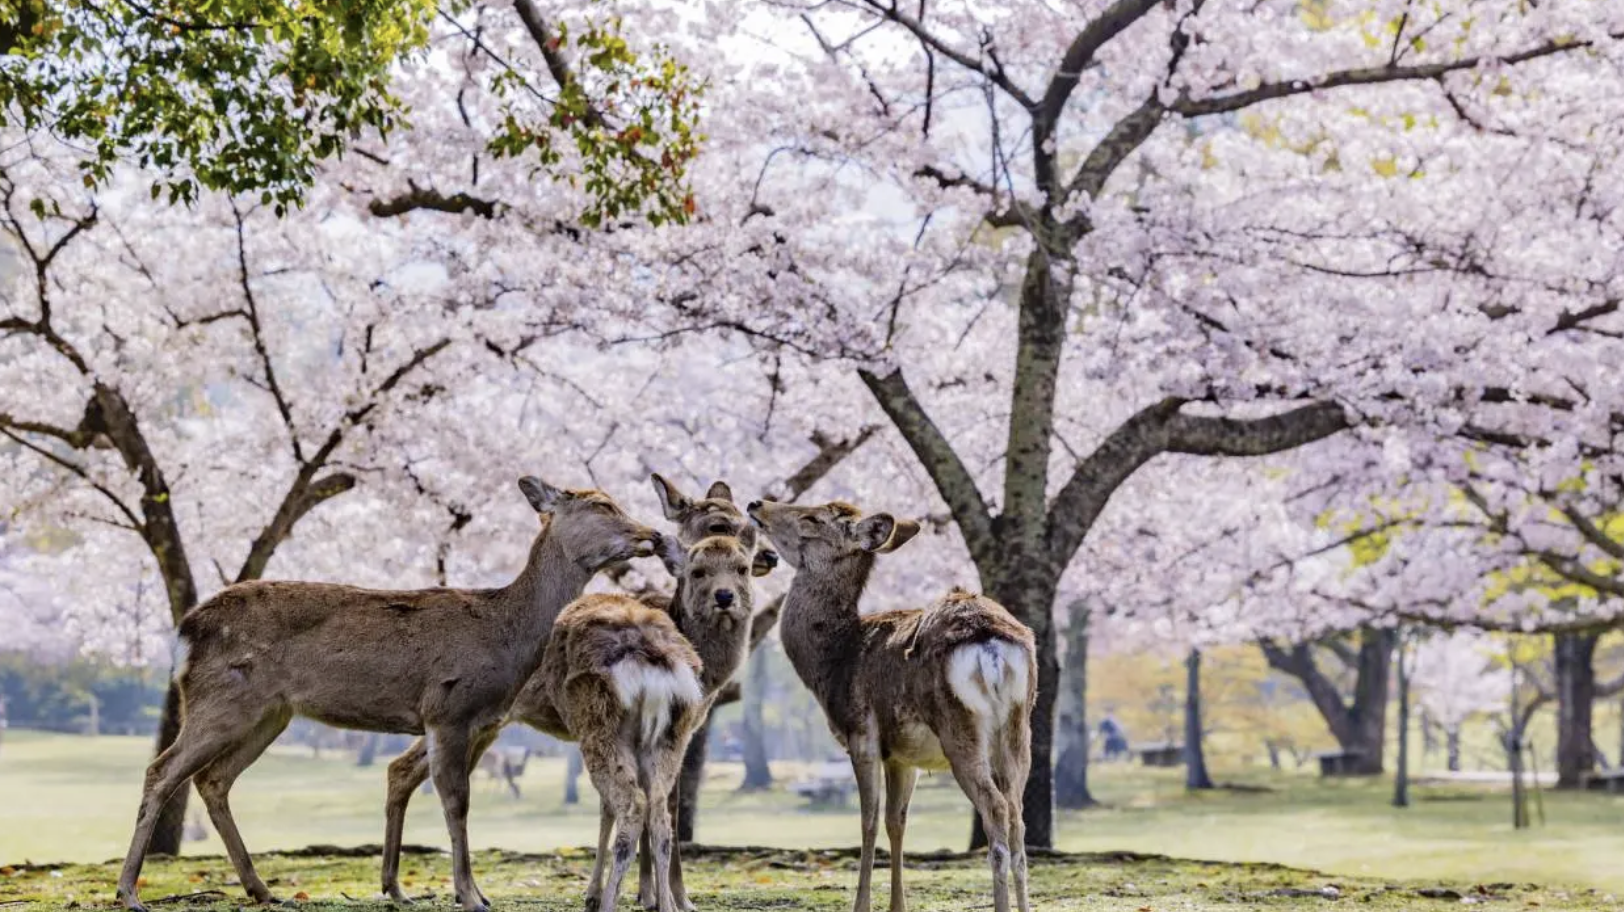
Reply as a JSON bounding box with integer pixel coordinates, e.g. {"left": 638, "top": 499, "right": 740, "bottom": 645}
{"left": 746, "top": 499, "right": 1036, "bottom": 912}
{"left": 114, "top": 478, "right": 661, "bottom": 912}
{"left": 379, "top": 475, "right": 773, "bottom": 909}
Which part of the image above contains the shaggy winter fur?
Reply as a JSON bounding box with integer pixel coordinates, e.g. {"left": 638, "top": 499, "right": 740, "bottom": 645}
{"left": 748, "top": 499, "right": 1037, "bottom": 912}
{"left": 377, "top": 476, "right": 764, "bottom": 912}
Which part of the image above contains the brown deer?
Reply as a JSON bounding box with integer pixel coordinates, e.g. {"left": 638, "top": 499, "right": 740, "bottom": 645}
{"left": 378, "top": 474, "right": 769, "bottom": 908}
{"left": 114, "top": 478, "right": 661, "bottom": 912}
{"left": 536, "top": 525, "right": 762, "bottom": 912}
{"left": 746, "top": 498, "right": 1036, "bottom": 912}
{"left": 476, "top": 745, "right": 532, "bottom": 798}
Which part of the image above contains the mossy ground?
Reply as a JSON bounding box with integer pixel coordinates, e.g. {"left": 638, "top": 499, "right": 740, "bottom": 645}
{"left": 3, "top": 845, "right": 1618, "bottom": 912}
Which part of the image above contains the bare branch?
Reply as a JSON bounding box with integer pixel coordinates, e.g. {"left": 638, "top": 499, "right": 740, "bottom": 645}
{"left": 368, "top": 183, "right": 502, "bottom": 220}
{"left": 1038, "top": 0, "right": 1162, "bottom": 125}
{"left": 858, "top": 368, "right": 996, "bottom": 564}
{"left": 766, "top": 425, "right": 880, "bottom": 502}
{"left": 1172, "top": 32, "right": 1624, "bottom": 118}
{"left": 853, "top": 0, "right": 1036, "bottom": 108}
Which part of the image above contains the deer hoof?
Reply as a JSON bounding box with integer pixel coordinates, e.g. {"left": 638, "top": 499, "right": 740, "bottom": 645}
{"left": 384, "top": 887, "right": 414, "bottom": 905}
{"left": 584, "top": 895, "right": 602, "bottom": 912}
{"left": 251, "top": 893, "right": 283, "bottom": 906}
{"left": 116, "top": 888, "right": 149, "bottom": 912}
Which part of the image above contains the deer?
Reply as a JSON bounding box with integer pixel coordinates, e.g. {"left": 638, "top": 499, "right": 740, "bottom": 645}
{"left": 746, "top": 498, "right": 1036, "bottom": 912}
{"left": 378, "top": 474, "right": 772, "bottom": 909}
{"left": 476, "top": 745, "right": 532, "bottom": 799}
{"left": 114, "top": 477, "right": 662, "bottom": 912}
{"left": 536, "top": 523, "right": 762, "bottom": 912}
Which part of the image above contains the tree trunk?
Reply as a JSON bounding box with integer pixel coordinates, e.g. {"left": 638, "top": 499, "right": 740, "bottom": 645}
{"left": 1393, "top": 633, "right": 1411, "bottom": 808}
{"left": 1053, "top": 602, "right": 1095, "bottom": 809}
{"left": 564, "top": 745, "right": 583, "bottom": 805}
{"left": 1419, "top": 708, "right": 1438, "bottom": 758}
{"left": 1618, "top": 695, "right": 1623, "bottom": 773}
{"left": 1261, "top": 627, "right": 1394, "bottom": 775}
{"left": 1447, "top": 727, "right": 1462, "bottom": 772}
{"left": 1184, "top": 648, "right": 1214, "bottom": 791}
{"left": 1553, "top": 631, "right": 1599, "bottom": 788}
{"left": 739, "top": 645, "right": 773, "bottom": 791}
{"left": 676, "top": 718, "right": 710, "bottom": 842}
{"left": 970, "top": 573, "right": 1058, "bottom": 851}
{"left": 147, "top": 681, "right": 188, "bottom": 856}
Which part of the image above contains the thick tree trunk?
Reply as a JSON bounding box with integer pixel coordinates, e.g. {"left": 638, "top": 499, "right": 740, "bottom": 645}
{"left": 148, "top": 681, "right": 188, "bottom": 856}
{"left": 1393, "top": 634, "right": 1411, "bottom": 808}
{"left": 1261, "top": 627, "right": 1394, "bottom": 775}
{"left": 1553, "top": 631, "right": 1599, "bottom": 788}
{"left": 1053, "top": 602, "right": 1096, "bottom": 809}
{"left": 739, "top": 645, "right": 773, "bottom": 791}
{"left": 1184, "top": 649, "right": 1214, "bottom": 791}
{"left": 676, "top": 718, "right": 710, "bottom": 842}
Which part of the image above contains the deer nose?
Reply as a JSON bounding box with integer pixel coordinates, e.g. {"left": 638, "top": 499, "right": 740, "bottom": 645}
{"left": 714, "top": 589, "right": 735, "bottom": 608}
{"left": 747, "top": 501, "right": 762, "bottom": 512}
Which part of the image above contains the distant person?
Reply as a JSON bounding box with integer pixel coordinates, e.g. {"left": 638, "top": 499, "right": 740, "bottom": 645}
{"left": 1099, "top": 713, "right": 1129, "bottom": 762}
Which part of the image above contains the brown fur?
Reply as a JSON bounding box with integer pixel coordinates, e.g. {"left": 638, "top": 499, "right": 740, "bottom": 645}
{"left": 747, "top": 499, "right": 1036, "bottom": 912}
{"left": 115, "top": 478, "right": 660, "bottom": 912}
{"left": 378, "top": 476, "right": 764, "bottom": 911}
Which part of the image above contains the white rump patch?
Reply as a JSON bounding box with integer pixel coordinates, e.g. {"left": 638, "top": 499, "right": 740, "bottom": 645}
{"left": 610, "top": 660, "right": 703, "bottom": 746}
{"left": 947, "top": 639, "right": 1030, "bottom": 732}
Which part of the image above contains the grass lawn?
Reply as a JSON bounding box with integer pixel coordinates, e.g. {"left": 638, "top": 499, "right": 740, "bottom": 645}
{"left": 2, "top": 729, "right": 1622, "bottom": 907}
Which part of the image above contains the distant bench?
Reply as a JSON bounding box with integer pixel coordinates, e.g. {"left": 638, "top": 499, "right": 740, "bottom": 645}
{"left": 789, "top": 759, "right": 857, "bottom": 807}
{"left": 1315, "top": 750, "right": 1374, "bottom": 778}
{"left": 1134, "top": 742, "right": 1184, "bottom": 768}
{"left": 1584, "top": 769, "right": 1624, "bottom": 794}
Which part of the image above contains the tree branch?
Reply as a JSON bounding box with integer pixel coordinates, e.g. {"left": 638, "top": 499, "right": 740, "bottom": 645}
{"left": 858, "top": 368, "right": 995, "bottom": 564}
{"left": 512, "top": 0, "right": 607, "bottom": 127}
{"left": 367, "top": 184, "right": 502, "bottom": 220}
{"left": 1172, "top": 32, "right": 1624, "bottom": 118}
{"left": 853, "top": 0, "right": 1036, "bottom": 108}
{"left": 1163, "top": 400, "right": 1351, "bottom": 456}
{"left": 1038, "top": 0, "right": 1162, "bottom": 125}
{"left": 234, "top": 470, "right": 358, "bottom": 583}
{"left": 765, "top": 426, "right": 880, "bottom": 503}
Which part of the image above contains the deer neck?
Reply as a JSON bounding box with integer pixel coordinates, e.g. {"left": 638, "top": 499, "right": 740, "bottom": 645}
{"left": 500, "top": 519, "right": 593, "bottom": 649}
{"left": 670, "top": 579, "right": 749, "bottom": 696}
{"left": 780, "top": 553, "right": 871, "bottom": 715}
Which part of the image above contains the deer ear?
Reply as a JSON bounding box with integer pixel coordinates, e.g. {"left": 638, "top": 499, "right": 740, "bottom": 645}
{"left": 518, "top": 476, "right": 566, "bottom": 514}
{"left": 874, "top": 518, "right": 921, "bottom": 553}
{"left": 853, "top": 514, "right": 898, "bottom": 552}
{"left": 705, "top": 480, "right": 735, "bottom": 503}
{"left": 657, "top": 534, "right": 688, "bottom": 577}
{"left": 650, "top": 473, "right": 692, "bottom": 520}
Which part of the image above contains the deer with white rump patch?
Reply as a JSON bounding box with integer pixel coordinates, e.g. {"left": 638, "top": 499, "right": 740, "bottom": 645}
{"left": 746, "top": 498, "right": 1035, "bottom": 912}
{"left": 520, "top": 521, "right": 764, "bottom": 912}
{"left": 378, "top": 475, "right": 770, "bottom": 910}
{"left": 115, "top": 478, "right": 661, "bottom": 912}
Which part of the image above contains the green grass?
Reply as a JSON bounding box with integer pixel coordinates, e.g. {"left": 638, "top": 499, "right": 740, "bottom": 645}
{"left": 4, "top": 847, "right": 1620, "bottom": 912}
{"left": 3, "top": 729, "right": 1623, "bottom": 907}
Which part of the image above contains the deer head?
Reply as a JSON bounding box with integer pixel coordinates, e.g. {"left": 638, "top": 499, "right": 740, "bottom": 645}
{"left": 656, "top": 523, "right": 762, "bottom": 631}
{"left": 745, "top": 499, "right": 921, "bottom": 572}
{"left": 650, "top": 473, "right": 778, "bottom": 576}
{"left": 519, "top": 476, "right": 661, "bottom": 571}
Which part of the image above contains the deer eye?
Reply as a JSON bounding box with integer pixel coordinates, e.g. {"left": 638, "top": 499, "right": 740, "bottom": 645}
{"left": 734, "top": 563, "right": 749, "bottom": 575}
{"left": 691, "top": 568, "right": 707, "bottom": 580}
{"left": 708, "top": 522, "right": 732, "bottom": 535}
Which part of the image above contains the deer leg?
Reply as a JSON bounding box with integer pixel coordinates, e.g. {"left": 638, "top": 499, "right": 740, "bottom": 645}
{"left": 848, "top": 741, "right": 883, "bottom": 912}
{"left": 585, "top": 797, "right": 614, "bottom": 912}
{"left": 996, "top": 716, "right": 1032, "bottom": 912}
{"left": 382, "top": 738, "right": 431, "bottom": 903}
{"left": 583, "top": 735, "right": 645, "bottom": 912}
{"left": 117, "top": 711, "right": 257, "bottom": 911}
{"left": 664, "top": 785, "right": 693, "bottom": 912}
{"left": 882, "top": 762, "right": 917, "bottom": 912}
{"left": 636, "top": 825, "right": 654, "bottom": 910}
{"left": 426, "top": 725, "right": 486, "bottom": 912}
{"left": 944, "top": 733, "right": 1012, "bottom": 912}
{"left": 643, "top": 743, "right": 686, "bottom": 912}
{"left": 193, "top": 709, "right": 292, "bottom": 905}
